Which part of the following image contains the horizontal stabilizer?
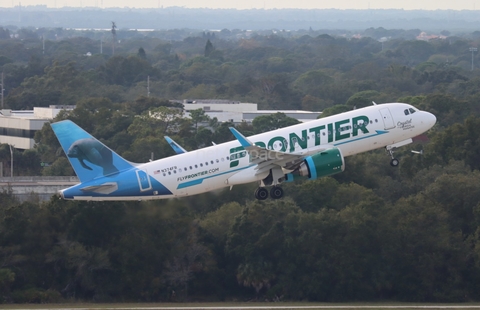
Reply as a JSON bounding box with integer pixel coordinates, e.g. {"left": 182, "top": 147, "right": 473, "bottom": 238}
{"left": 80, "top": 182, "right": 118, "bottom": 194}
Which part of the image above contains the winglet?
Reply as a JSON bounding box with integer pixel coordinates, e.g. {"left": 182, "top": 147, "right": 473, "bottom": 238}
{"left": 229, "top": 127, "right": 253, "bottom": 148}
{"left": 164, "top": 136, "right": 187, "bottom": 154}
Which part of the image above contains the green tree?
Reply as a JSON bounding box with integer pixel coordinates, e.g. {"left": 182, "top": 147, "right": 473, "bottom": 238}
{"left": 138, "top": 47, "right": 147, "bottom": 59}
{"left": 428, "top": 116, "right": 480, "bottom": 169}
{"left": 251, "top": 113, "right": 300, "bottom": 134}
{"left": 204, "top": 39, "right": 215, "bottom": 57}
{"left": 189, "top": 108, "right": 210, "bottom": 133}
{"left": 293, "top": 71, "right": 335, "bottom": 96}
{"left": 101, "top": 55, "right": 155, "bottom": 87}
{"left": 318, "top": 105, "right": 351, "bottom": 118}
{"left": 345, "top": 90, "right": 382, "bottom": 109}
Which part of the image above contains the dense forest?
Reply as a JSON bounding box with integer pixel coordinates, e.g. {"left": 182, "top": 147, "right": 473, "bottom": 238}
{"left": 3, "top": 26, "right": 480, "bottom": 303}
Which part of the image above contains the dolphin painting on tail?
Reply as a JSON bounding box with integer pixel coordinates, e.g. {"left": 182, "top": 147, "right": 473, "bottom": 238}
{"left": 67, "top": 138, "right": 118, "bottom": 175}
{"left": 51, "top": 120, "right": 136, "bottom": 183}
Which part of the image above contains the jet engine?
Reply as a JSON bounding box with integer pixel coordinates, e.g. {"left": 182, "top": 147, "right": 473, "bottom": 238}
{"left": 286, "top": 147, "right": 345, "bottom": 181}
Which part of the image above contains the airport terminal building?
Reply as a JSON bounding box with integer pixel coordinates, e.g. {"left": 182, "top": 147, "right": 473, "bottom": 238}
{"left": 179, "top": 99, "right": 321, "bottom": 123}
{"left": 0, "top": 105, "right": 74, "bottom": 150}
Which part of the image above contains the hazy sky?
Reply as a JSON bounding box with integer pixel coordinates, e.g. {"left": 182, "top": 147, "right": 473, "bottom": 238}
{"left": 3, "top": 0, "right": 480, "bottom": 10}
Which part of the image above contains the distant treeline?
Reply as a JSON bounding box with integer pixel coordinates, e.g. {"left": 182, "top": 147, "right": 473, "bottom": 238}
{"left": 2, "top": 7, "right": 480, "bottom": 32}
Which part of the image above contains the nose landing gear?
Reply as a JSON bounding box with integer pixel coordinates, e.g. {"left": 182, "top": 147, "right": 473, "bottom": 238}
{"left": 386, "top": 146, "right": 399, "bottom": 167}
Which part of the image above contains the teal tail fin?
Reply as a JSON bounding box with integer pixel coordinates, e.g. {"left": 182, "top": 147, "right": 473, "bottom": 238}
{"left": 51, "top": 120, "right": 134, "bottom": 183}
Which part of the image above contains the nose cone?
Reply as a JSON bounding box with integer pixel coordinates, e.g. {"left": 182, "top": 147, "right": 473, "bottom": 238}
{"left": 423, "top": 111, "right": 436, "bottom": 130}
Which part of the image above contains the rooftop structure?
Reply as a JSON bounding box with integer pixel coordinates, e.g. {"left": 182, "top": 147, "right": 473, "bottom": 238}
{"left": 0, "top": 105, "right": 75, "bottom": 149}
{"left": 175, "top": 99, "right": 320, "bottom": 123}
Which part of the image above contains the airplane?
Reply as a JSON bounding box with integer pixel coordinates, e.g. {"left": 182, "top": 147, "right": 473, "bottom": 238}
{"left": 50, "top": 102, "right": 436, "bottom": 201}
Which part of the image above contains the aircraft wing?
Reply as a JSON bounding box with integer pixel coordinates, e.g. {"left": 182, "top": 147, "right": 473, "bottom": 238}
{"left": 229, "top": 127, "right": 326, "bottom": 175}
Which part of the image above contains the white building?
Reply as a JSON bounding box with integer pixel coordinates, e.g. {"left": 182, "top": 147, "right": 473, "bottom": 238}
{"left": 177, "top": 99, "right": 321, "bottom": 123}
{"left": 0, "top": 105, "right": 75, "bottom": 150}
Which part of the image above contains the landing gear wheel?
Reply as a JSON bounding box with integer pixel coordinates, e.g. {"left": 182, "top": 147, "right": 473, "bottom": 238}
{"left": 386, "top": 146, "right": 400, "bottom": 167}
{"left": 270, "top": 186, "right": 284, "bottom": 199}
{"left": 390, "top": 158, "right": 400, "bottom": 167}
{"left": 255, "top": 187, "right": 269, "bottom": 200}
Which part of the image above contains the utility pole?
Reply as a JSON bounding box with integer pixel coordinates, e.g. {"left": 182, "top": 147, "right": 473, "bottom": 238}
{"left": 147, "top": 75, "right": 150, "bottom": 97}
{"left": 1, "top": 72, "right": 4, "bottom": 109}
{"left": 470, "top": 47, "right": 478, "bottom": 71}
{"left": 9, "top": 144, "right": 13, "bottom": 177}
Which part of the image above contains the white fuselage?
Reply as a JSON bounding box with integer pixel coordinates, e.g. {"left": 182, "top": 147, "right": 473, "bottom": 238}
{"left": 134, "top": 103, "right": 435, "bottom": 199}
{"left": 60, "top": 103, "right": 436, "bottom": 200}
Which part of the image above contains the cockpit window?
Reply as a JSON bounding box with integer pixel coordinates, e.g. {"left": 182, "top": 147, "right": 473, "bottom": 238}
{"left": 409, "top": 108, "right": 416, "bottom": 114}
{"left": 404, "top": 109, "right": 410, "bottom": 115}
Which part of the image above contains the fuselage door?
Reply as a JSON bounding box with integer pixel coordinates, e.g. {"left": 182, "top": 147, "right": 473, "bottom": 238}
{"left": 136, "top": 169, "right": 152, "bottom": 192}
{"left": 380, "top": 108, "right": 396, "bottom": 130}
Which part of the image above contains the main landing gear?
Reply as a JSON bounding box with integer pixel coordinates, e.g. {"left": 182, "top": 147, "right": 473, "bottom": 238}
{"left": 254, "top": 186, "right": 284, "bottom": 200}
{"left": 254, "top": 167, "right": 286, "bottom": 200}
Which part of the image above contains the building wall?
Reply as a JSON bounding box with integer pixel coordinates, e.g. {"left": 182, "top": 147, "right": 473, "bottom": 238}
{"left": 184, "top": 103, "right": 258, "bottom": 113}
{"left": 0, "top": 118, "right": 48, "bottom": 149}
{"left": 0, "top": 106, "right": 74, "bottom": 150}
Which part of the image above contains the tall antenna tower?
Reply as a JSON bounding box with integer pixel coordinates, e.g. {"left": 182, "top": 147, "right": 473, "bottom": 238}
{"left": 1, "top": 72, "right": 4, "bottom": 109}
{"left": 111, "top": 21, "right": 117, "bottom": 55}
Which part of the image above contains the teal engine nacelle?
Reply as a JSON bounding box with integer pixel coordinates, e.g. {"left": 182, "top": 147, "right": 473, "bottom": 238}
{"left": 285, "top": 148, "right": 345, "bottom": 181}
